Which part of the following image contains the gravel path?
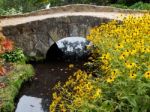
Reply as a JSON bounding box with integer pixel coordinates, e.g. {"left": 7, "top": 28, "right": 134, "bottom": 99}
{"left": 0, "top": 12, "right": 142, "bottom": 27}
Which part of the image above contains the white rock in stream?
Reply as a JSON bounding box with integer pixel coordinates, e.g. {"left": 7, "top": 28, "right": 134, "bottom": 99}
{"left": 15, "top": 95, "right": 44, "bottom": 112}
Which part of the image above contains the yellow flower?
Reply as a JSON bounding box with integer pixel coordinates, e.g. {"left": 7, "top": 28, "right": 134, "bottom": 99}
{"left": 73, "top": 98, "right": 82, "bottom": 107}
{"left": 141, "top": 47, "right": 147, "bottom": 53}
{"left": 119, "top": 51, "right": 129, "bottom": 60}
{"left": 129, "top": 72, "right": 137, "bottom": 79}
{"left": 119, "top": 54, "right": 125, "bottom": 60}
{"left": 106, "top": 77, "right": 115, "bottom": 83}
{"left": 101, "top": 65, "right": 109, "bottom": 70}
{"left": 93, "top": 88, "right": 102, "bottom": 98}
{"left": 124, "top": 38, "right": 130, "bottom": 43}
{"left": 130, "top": 49, "right": 137, "bottom": 55}
{"left": 69, "top": 64, "right": 74, "bottom": 68}
{"left": 124, "top": 50, "right": 130, "bottom": 56}
{"left": 101, "top": 53, "right": 111, "bottom": 60}
{"left": 53, "top": 92, "right": 61, "bottom": 101}
{"left": 59, "top": 102, "right": 67, "bottom": 112}
{"left": 115, "top": 43, "right": 124, "bottom": 49}
{"left": 50, "top": 102, "right": 56, "bottom": 112}
{"left": 101, "top": 59, "right": 109, "bottom": 65}
{"left": 111, "top": 69, "right": 119, "bottom": 76}
{"left": 125, "top": 62, "right": 136, "bottom": 69}
{"left": 144, "top": 71, "right": 150, "bottom": 79}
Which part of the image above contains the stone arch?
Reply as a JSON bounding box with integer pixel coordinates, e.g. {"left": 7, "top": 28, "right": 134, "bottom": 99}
{"left": 46, "top": 36, "right": 90, "bottom": 61}
{"left": 2, "top": 16, "right": 111, "bottom": 58}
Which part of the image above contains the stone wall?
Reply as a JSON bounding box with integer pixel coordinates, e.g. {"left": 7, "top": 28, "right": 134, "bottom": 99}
{"left": 2, "top": 16, "right": 111, "bottom": 58}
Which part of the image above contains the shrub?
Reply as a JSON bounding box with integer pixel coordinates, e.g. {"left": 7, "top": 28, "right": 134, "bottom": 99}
{"left": 50, "top": 14, "right": 150, "bottom": 112}
{"left": 87, "top": 14, "right": 150, "bottom": 111}
{"left": 87, "top": 14, "right": 150, "bottom": 79}
{"left": 0, "top": 39, "right": 13, "bottom": 54}
{"left": 50, "top": 70, "right": 101, "bottom": 112}
{"left": 0, "top": 7, "right": 23, "bottom": 16}
{"left": 130, "top": 2, "right": 150, "bottom": 10}
{"left": 112, "top": 2, "right": 150, "bottom": 10}
{"left": 114, "top": 0, "right": 149, "bottom": 6}
{"left": 0, "top": 37, "right": 26, "bottom": 64}
{"left": 1, "top": 48, "right": 26, "bottom": 63}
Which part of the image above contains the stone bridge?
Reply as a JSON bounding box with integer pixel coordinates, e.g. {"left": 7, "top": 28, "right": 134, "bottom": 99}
{"left": 0, "top": 4, "right": 144, "bottom": 58}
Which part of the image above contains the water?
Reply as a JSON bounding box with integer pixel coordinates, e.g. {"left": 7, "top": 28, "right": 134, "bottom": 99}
{"left": 56, "top": 37, "right": 90, "bottom": 59}
{"left": 15, "top": 61, "right": 86, "bottom": 112}
{"left": 15, "top": 37, "right": 90, "bottom": 112}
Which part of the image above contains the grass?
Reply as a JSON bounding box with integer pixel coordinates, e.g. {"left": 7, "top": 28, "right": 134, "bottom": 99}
{"left": 0, "top": 64, "right": 34, "bottom": 112}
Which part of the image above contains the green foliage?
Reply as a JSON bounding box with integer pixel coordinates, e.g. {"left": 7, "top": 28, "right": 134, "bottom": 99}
{"left": 0, "top": 0, "right": 149, "bottom": 15}
{"left": 0, "top": 64, "right": 34, "bottom": 112}
{"left": 113, "top": 0, "right": 149, "bottom": 6}
{"left": 111, "top": 4, "right": 129, "bottom": 9}
{"left": 130, "top": 2, "right": 150, "bottom": 10}
{"left": 0, "top": 7, "right": 22, "bottom": 16}
{"left": 98, "top": 76, "right": 150, "bottom": 112}
{"left": 49, "top": 0, "right": 111, "bottom": 6}
{"left": 1, "top": 48, "right": 26, "bottom": 63}
{"left": 0, "top": 0, "right": 48, "bottom": 15}
{"left": 112, "top": 2, "right": 150, "bottom": 10}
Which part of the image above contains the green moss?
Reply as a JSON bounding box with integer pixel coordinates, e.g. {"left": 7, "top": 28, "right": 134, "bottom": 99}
{"left": 0, "top": 64, "right": 34, "bottom": 112}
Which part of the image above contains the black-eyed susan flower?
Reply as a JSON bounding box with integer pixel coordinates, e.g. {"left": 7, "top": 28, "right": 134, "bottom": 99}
{"left": 106, "top": 77, "right": 115, "bottom": 83}
{"left": 130, "top": 49, "right": 137, "bottom": 55}
{"left": 111, "top": 69, "right": 119, "bottom": 76}
{"left": 125, "top": 62, "right": 136, "bottom": 69}
{"left": 144, "top": 71, "right": 150, "bottom": 79}
{"left": 119, "top": 51, "right": 129, "bottom": 60}
{"left": 93, "top": 88, "right": 102, "bottom": 98}
{"left": 115, "top": 43, "right": 124, "bottom": 49}
{"left": 129, "top": 72, "right": 137, "bottom": 79}
{"left": 101, "top": 53, "right": 111, "bottom": 60}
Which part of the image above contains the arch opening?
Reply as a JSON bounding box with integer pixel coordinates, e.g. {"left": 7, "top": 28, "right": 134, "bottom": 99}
{"left": 46, "top": 37, "right": 91, "bottom": 62}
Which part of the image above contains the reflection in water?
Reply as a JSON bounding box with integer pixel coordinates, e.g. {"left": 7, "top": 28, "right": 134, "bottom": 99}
{"left": 15, "top": 95, "right": 44, "bottom": 112}
{"left": 56, "top": 37, "right": 90, "bottom": 60}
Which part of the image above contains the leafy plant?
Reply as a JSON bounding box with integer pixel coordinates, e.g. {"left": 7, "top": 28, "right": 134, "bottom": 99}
{"left": 1, "top": 48, "right": 26, "bottom": 63}
{"left": 50, "top": 70, "right": 102, "bottom": 112}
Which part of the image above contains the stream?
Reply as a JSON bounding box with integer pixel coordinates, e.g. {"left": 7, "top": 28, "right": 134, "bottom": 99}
{"left": 15, "top": 60, "right": 86, "bottom": 112}
{"left": 15, "top": 37, "right": 90, "bottom": 112}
